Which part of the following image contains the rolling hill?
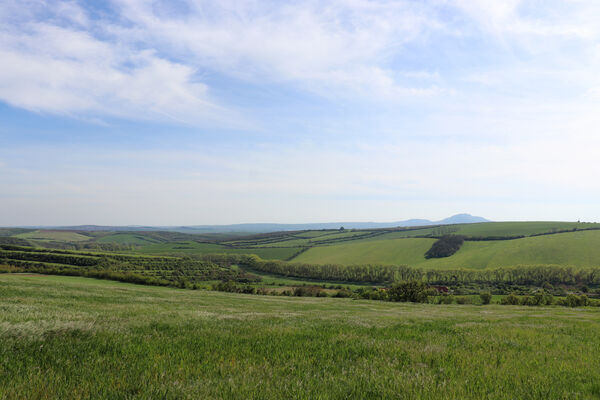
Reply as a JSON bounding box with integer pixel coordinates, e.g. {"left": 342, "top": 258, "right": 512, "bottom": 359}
{"left": 294, "top": 230, "right": 600, "bottom": 270}
{"left": 19, "top": 213, "right": 490, "bottom": 233}
{"left": 2, "top": 220, "right": 599, "bottom": 271}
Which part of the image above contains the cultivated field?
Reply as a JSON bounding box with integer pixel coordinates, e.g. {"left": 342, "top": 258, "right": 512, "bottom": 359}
{"left": 1, "top": 274, "right": 599, "bottom": 399}
{"left": 295, "top": 230, "right": 600, "bottom": 269}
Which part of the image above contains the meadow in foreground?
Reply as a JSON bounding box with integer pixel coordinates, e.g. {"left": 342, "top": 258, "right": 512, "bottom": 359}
{"left": 1, "top": 274, "right": 600, "bottom": 399}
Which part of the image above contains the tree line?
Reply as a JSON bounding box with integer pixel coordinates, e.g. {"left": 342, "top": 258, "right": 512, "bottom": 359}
{"left": 221, "top": 254, "right": 600, "bottom": 287}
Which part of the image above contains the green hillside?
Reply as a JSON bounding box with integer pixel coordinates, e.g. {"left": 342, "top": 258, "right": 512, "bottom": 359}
{"left": 295, "top": 230, "right": 600, "bottom": 269}
{"left": 4, "top": 222, "right": 600, "bottom": 269}
{"left": 95, "top": 233, "right": 163, "bottom": 245}
{"left": 449, "top": 221, "right": 597, "bottom": 237}
{"left": 364, "top": 221, "right": 598, "bottom": 241}
{"left": 293, "top": 238, "right": 435, "bottom": 265}
{"left": 136, "top": 241, "right": 299, "bottom": 260}
{"left": 14, "top": 230, "right": 92, "bottom": 242}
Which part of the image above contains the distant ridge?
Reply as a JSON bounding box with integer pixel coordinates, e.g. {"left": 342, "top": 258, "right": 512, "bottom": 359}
{"left": 36, "top": 214, "right": 490, "bottom": 234}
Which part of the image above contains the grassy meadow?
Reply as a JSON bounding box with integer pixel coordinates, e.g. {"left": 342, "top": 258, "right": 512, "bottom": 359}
{"left": 14, "top": 230, "right": 93, "bottom": 242}
{"left": 135, "top": 241, "right": 299, "bottom": 260}
{"left": 295, "top": 229, "right": 600, "bottom": 269}
{"left": 2, "top": 274, "right": 600, "bottom": 399}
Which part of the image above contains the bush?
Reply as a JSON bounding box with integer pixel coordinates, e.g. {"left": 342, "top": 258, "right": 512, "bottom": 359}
{"left": 388, "top": 281, "right": 428, "bottom": 303}
{"left": 439, "top": 294, "right": 454, "bottom": 304}
{"left": 456, "top": 296, "right": 473, "bottom": 305}
{"left": 479, "top": 292, "right": 492, "bottom": 305}
{"left": 334, "top": 288, "right": 354, "bottom": 298}
{"left": 357, "top": 288, "right": 389, "bottom": 301}
{"left": 533, "top": 291, "right": 554, "bottom": 306}
{"left": 212, "top": 281, "right": 255, "bottom": 294}
{"left": 293, "top": 286, "right": 324, "bottom": 297}
{"left": 560, "top": 294, "right": 589, "bottom": 307}
{"left": 501, "top": 293, "right": 520, "bottom": 305}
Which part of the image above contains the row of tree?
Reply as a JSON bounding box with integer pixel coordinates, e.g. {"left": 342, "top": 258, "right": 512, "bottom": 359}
{"left": 0, "top": 247, "right": 261, "bottom": 285}
{"left": 222, "top": 254, "right": 600, "bottom": 286}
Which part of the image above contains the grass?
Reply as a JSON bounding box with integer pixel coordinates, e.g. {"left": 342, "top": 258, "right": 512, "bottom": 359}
{"left": 136, "top": 241, "right": 299, "bottom": 260}
{"left": 450, "top": 221, "right": 598, "bottom": 237}
{"left": 418, "top": 230, "right": 600, "bottom": 269}
{"left": 0, "top": 228, "right": 35, "bottom": 237}
{"left": 1, "top": 274, "right": 600, "bottom": 399}
{"left": 294, "top": 230, "right": 600, "bottom": 269}
{"left": 294, "top": 238, "right": 435, "bottom": 265}
{"left": 14, "top": 230, "right": 92, "bottom": 242}
{"left": 95, "top": 233, "right": 163, "bottom": 245}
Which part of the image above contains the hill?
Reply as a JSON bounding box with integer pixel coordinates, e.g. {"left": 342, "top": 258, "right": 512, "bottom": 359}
{"left": 294, "top": 230, "right": 600, "bottom": 269}
{"left": 3, "top": 220, "right": 600, "bottom": 272}
{"left": 19, "top": 213, "right": 490, "bottom": 233}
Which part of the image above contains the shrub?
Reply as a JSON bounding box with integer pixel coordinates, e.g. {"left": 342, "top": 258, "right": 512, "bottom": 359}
{"left": 501, "top": 293, "right": 520, "bottom": 305}
{"left": 256, "top": 287, "right": 270, "bottom": 295}
{"left": 334, "top": 288, "right": 353, "bottom": 298}
{"left": 533, "top": 291, "right": 554, "bottom": 306}
{"left": 480, "top": 292, "right": 492, "bottom": 305}
{"left": 388, "top": 280, "right": 428, "bottom": 303}
{"left": 293, "top": 286, "right": 324, "bottom": 297}
{"left": 542, "top": 282, "right": 553, "bottom": 291}
{"left": 439, "top": 294, "right": 454, "bottom": 304}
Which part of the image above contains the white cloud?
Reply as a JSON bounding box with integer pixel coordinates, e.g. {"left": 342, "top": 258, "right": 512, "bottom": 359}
{"left": 0, "top": 2, "right": 233, "bottom": 124}
{"left": 109, "top": 0, "right": 444, "bottom": 99}
{"left": 1, "top": 0, "right": 600, "bottom": 129}
{"left": 0, "top": 0, "right": 600, "bottom": 123}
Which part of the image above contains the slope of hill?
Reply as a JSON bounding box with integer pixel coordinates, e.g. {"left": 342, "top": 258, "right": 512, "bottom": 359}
{"left": 294, "top": 230, "right": 600, "bottom": 270}
{"left": 14, "top": 230, "right": 93, "bottom": 242}
{"left": 3, "top": 220, "right": 599, "bottom": 271}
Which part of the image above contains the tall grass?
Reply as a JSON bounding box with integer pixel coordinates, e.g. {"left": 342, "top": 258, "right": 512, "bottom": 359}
{"left": 1, "top": 274, "right": 600, "bottom": 399}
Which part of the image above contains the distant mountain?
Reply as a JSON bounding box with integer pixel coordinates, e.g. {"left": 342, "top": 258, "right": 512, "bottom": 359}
{"left": 437, "top": 213, "right": 489, "bottom": 225}
{"left": 38, "top": 214, "right": 490, "bottom": 234}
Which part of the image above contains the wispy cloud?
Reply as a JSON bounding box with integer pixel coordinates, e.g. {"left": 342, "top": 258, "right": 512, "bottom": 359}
{"left": 0, "top": 1, "right": 229, "bottom": 124}
{"left": 2, "top": 1, "right": 600, "bottom": 224}
{"left": 0, "top": 0, "right": 448, "bottom": 122}
{"left": 2, "top": 0, "right": 600, "bottom": 123}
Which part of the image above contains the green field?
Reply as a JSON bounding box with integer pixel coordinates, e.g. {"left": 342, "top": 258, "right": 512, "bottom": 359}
{"left": 136, "top": 241, "right": 299, "bottom": 260}
{"left": 447, "top": 221, "right": 597, "bottom": 237}
{"left": 4, "top": 222, "right": 600, "bottom": 272}
{"left": 14, "top": 230, "right": 92, "bottom": 242}
{"left": 294, "top": 238, "right": 435, "bottom": 265}
{"left": 295, "top": 230, "right": 600, "bottom": 269}
{"left": 95, "top": 233, "right": 163, "bottom": 245}
{"left": 1, "top": 274, "right": 599, "bottom": 399}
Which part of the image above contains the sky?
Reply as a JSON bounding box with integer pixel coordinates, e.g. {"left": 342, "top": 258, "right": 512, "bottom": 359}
{"left": 1, "top": 0, "right": 600, "bottom": 226}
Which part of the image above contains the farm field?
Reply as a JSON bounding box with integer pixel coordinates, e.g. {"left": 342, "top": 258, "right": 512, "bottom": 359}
{"left": 1, "top": 274, "right": 600, "bottom": 399}
{"left": 95, "top": 233, "right": 164, "bottom": 245}
{"left": 293, "top": 238, "right": 435, "bottom": 266}
{"left": 14, "top": 230, "right": 93, "bottom": 242}
{"left": 293, "top": 230, "right": 600, "bottom": 269}
{"left": 294, "top": 230, "right": 600, "bottom": 269}
{"left": 448, "top": 221, "right": 597, "bottom": 237}
{"left": 136, "top": 241, "right": 299, "bottom": 260}
{"left": 2, "top": 221, "right": 600, "bottom": 271}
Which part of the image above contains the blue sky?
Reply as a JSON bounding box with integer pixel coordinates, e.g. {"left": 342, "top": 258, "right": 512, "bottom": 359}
{"left": 1, "top": 0, "right": 600, "bottom": 225}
